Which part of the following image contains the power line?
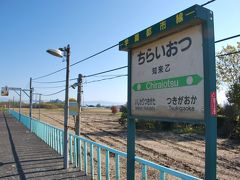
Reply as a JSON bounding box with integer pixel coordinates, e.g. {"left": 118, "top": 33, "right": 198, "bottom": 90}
{"left": 41, "top": 88, "right": 66, "bottom": 96}
{"left": 37, "top": 48, "right": 239, "bottom": 96}
{"left": 32, "top": 25, "right": 238, "bottom": 82}
{"left": 33, "top": 79, "right": 65, "bottom": 84}
{"left": 33, "top": 78, "right": 77, "bottom": 84}
{"left": 216, "top": 50, "right": 240, "bottom": 57}
{"left": 34, "top": 85, "right": 66, "bottom": 89}
{"left": 201, "top": 0, "right": 216, "bottom": 7}
{"left": 33, "top": 31, "right": 240, "bottom": 84}
{"left": 84, "top": 66, "right": 127, "bottom": 78}
{"left": 84, "top": 74, "right": 127, "bottom": 84}
{"left": 70, "top": 44, "right": 118, "bottom": 67}
{"left": 32, "top": 67, "right": 66, "bottom": 81}
{"left": 39, "top": 74, "right": 127, "bottom": 96}
{"left": 33, "top": 44, "right": 118, "bottom": 80}
{"left": 79, "top": 35, "right": 240, "bottom": 71}
{"left": 29, "top": 2, "right": 217, "bottom": 81}
{"left": 89, "top": 74, "right": 127, "bottom": 77}
{"left": 215, "top": 34, "right": 240, "bottom": 44}
{"left": 38, "top": 50, "right": 240, "bottom": 92}
{"left": 32, "top": 66, "right": 127, "bottom": 84}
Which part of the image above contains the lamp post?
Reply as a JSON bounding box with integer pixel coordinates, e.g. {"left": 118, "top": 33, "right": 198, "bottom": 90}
{"left": 30, "top": 77, "right": 33, "bottom": 131}
{"left": 47, "top": 44, "right": 70, "bottom": 169}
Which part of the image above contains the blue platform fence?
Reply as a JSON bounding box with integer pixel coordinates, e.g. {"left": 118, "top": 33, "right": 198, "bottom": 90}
{"left": 8, "top": 109, "right": 201, "bottom": 180}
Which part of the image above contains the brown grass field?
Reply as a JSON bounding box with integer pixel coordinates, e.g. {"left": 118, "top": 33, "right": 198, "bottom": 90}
{"left": 19, "top": 107, "right": 240, "bottom": 180}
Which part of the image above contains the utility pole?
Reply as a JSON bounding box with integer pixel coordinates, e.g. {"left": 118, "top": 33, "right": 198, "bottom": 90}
{"left": 75, "top": 74, "right": 82, "bottom": 136}
{"left": 19, "top": 89, "right": 22, "bottom": 120}
{"left": 30, "top": 77, "right": 33, "bottom": 131}
{"left": 63, "top": 45, "right": 70, "bottom": 169}
{"left": 13, "top": 89, "right": 21, "bottom": 120}
{"left": 75, "top": 74, "right": 82, "bottom": 165}
{"left": 46, "top": 44, "right": 71, "bottom": 169}
{"left": 13, "top": 96, "right": 14, "bottom": 110}
{"left": 39, "top": 94, "right": 41, "bottom": 120}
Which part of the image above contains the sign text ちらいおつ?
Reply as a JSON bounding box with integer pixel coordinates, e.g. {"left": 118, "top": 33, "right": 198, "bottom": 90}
{"left": 120, "top": 5, "right": 217, "bottom": 179}
{"left": 131, "top": 25, "right": 204, "bottom": 119}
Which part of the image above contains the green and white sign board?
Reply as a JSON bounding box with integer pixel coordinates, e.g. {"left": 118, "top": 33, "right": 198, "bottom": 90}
{"left": 1, "top": 86, "right": 9, "bottom": 96}
{"left": 131, "top": 25, "right": 204, "bottom": 119}
{"left": 69, "top": 102, "right": 78, "bottom": 116}
{"left": 120, "top": 4, "right": 217, "bottom": 180}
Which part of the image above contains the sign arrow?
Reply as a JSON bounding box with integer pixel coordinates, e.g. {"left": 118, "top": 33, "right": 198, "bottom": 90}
{"left": 132, "top": 74, "right": 203, "bottom": 91}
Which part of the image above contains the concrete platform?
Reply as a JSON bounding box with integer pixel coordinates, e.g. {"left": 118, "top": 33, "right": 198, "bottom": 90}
{"left": 0, "top": 111, "right": 91, "bottom": 180}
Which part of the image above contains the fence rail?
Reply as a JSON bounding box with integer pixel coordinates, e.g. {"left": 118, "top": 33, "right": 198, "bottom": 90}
{"left": 8, "top": 109, "right": 201, "bottom": 180}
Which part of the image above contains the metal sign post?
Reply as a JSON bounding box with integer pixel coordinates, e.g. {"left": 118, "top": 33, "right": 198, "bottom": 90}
{"left": 119, "top": 5, "right": 216, "bottom": 180}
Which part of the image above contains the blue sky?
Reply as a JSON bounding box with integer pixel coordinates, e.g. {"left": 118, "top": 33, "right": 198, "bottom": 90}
{"left": 0, "top": 0, "right": 239, "bottom": 104}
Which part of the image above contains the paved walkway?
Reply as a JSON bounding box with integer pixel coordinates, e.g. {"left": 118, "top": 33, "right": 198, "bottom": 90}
{"left": 0, "top": 111, "right": 91, "bottom": 180}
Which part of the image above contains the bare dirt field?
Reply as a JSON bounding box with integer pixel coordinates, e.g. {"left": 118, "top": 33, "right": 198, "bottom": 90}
{"left": 20, "top": 108, "right": 240, "bottom": 180}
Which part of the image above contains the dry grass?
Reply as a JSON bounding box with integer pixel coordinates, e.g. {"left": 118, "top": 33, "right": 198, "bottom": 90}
{"left": 17, "top": 107, "right": 240, "bottom": 180}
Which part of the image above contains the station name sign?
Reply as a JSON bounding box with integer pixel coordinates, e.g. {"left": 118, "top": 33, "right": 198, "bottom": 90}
{"left": 1, "top": 86, "right": 9, "bottom": 96}
{"left": 120, "top": 5, "right": 214, "bottom": 121}
{"left": 69, "top": 102, "right": 78, "bottom": 116}
{"left": 120, "top": 5, "right": 217, "bottom": 180}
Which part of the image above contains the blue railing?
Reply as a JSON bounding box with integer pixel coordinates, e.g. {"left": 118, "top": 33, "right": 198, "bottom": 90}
{"left": 10, "top": 110, "right": 31, "bottom": 129}
{"left": 8, "top": 109, "right": 201, "bottom": 180}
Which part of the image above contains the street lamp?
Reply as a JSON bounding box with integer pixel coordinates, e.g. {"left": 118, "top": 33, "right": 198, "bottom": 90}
{"left": 47, "top": 44, "right": 70, "bottom": 169}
